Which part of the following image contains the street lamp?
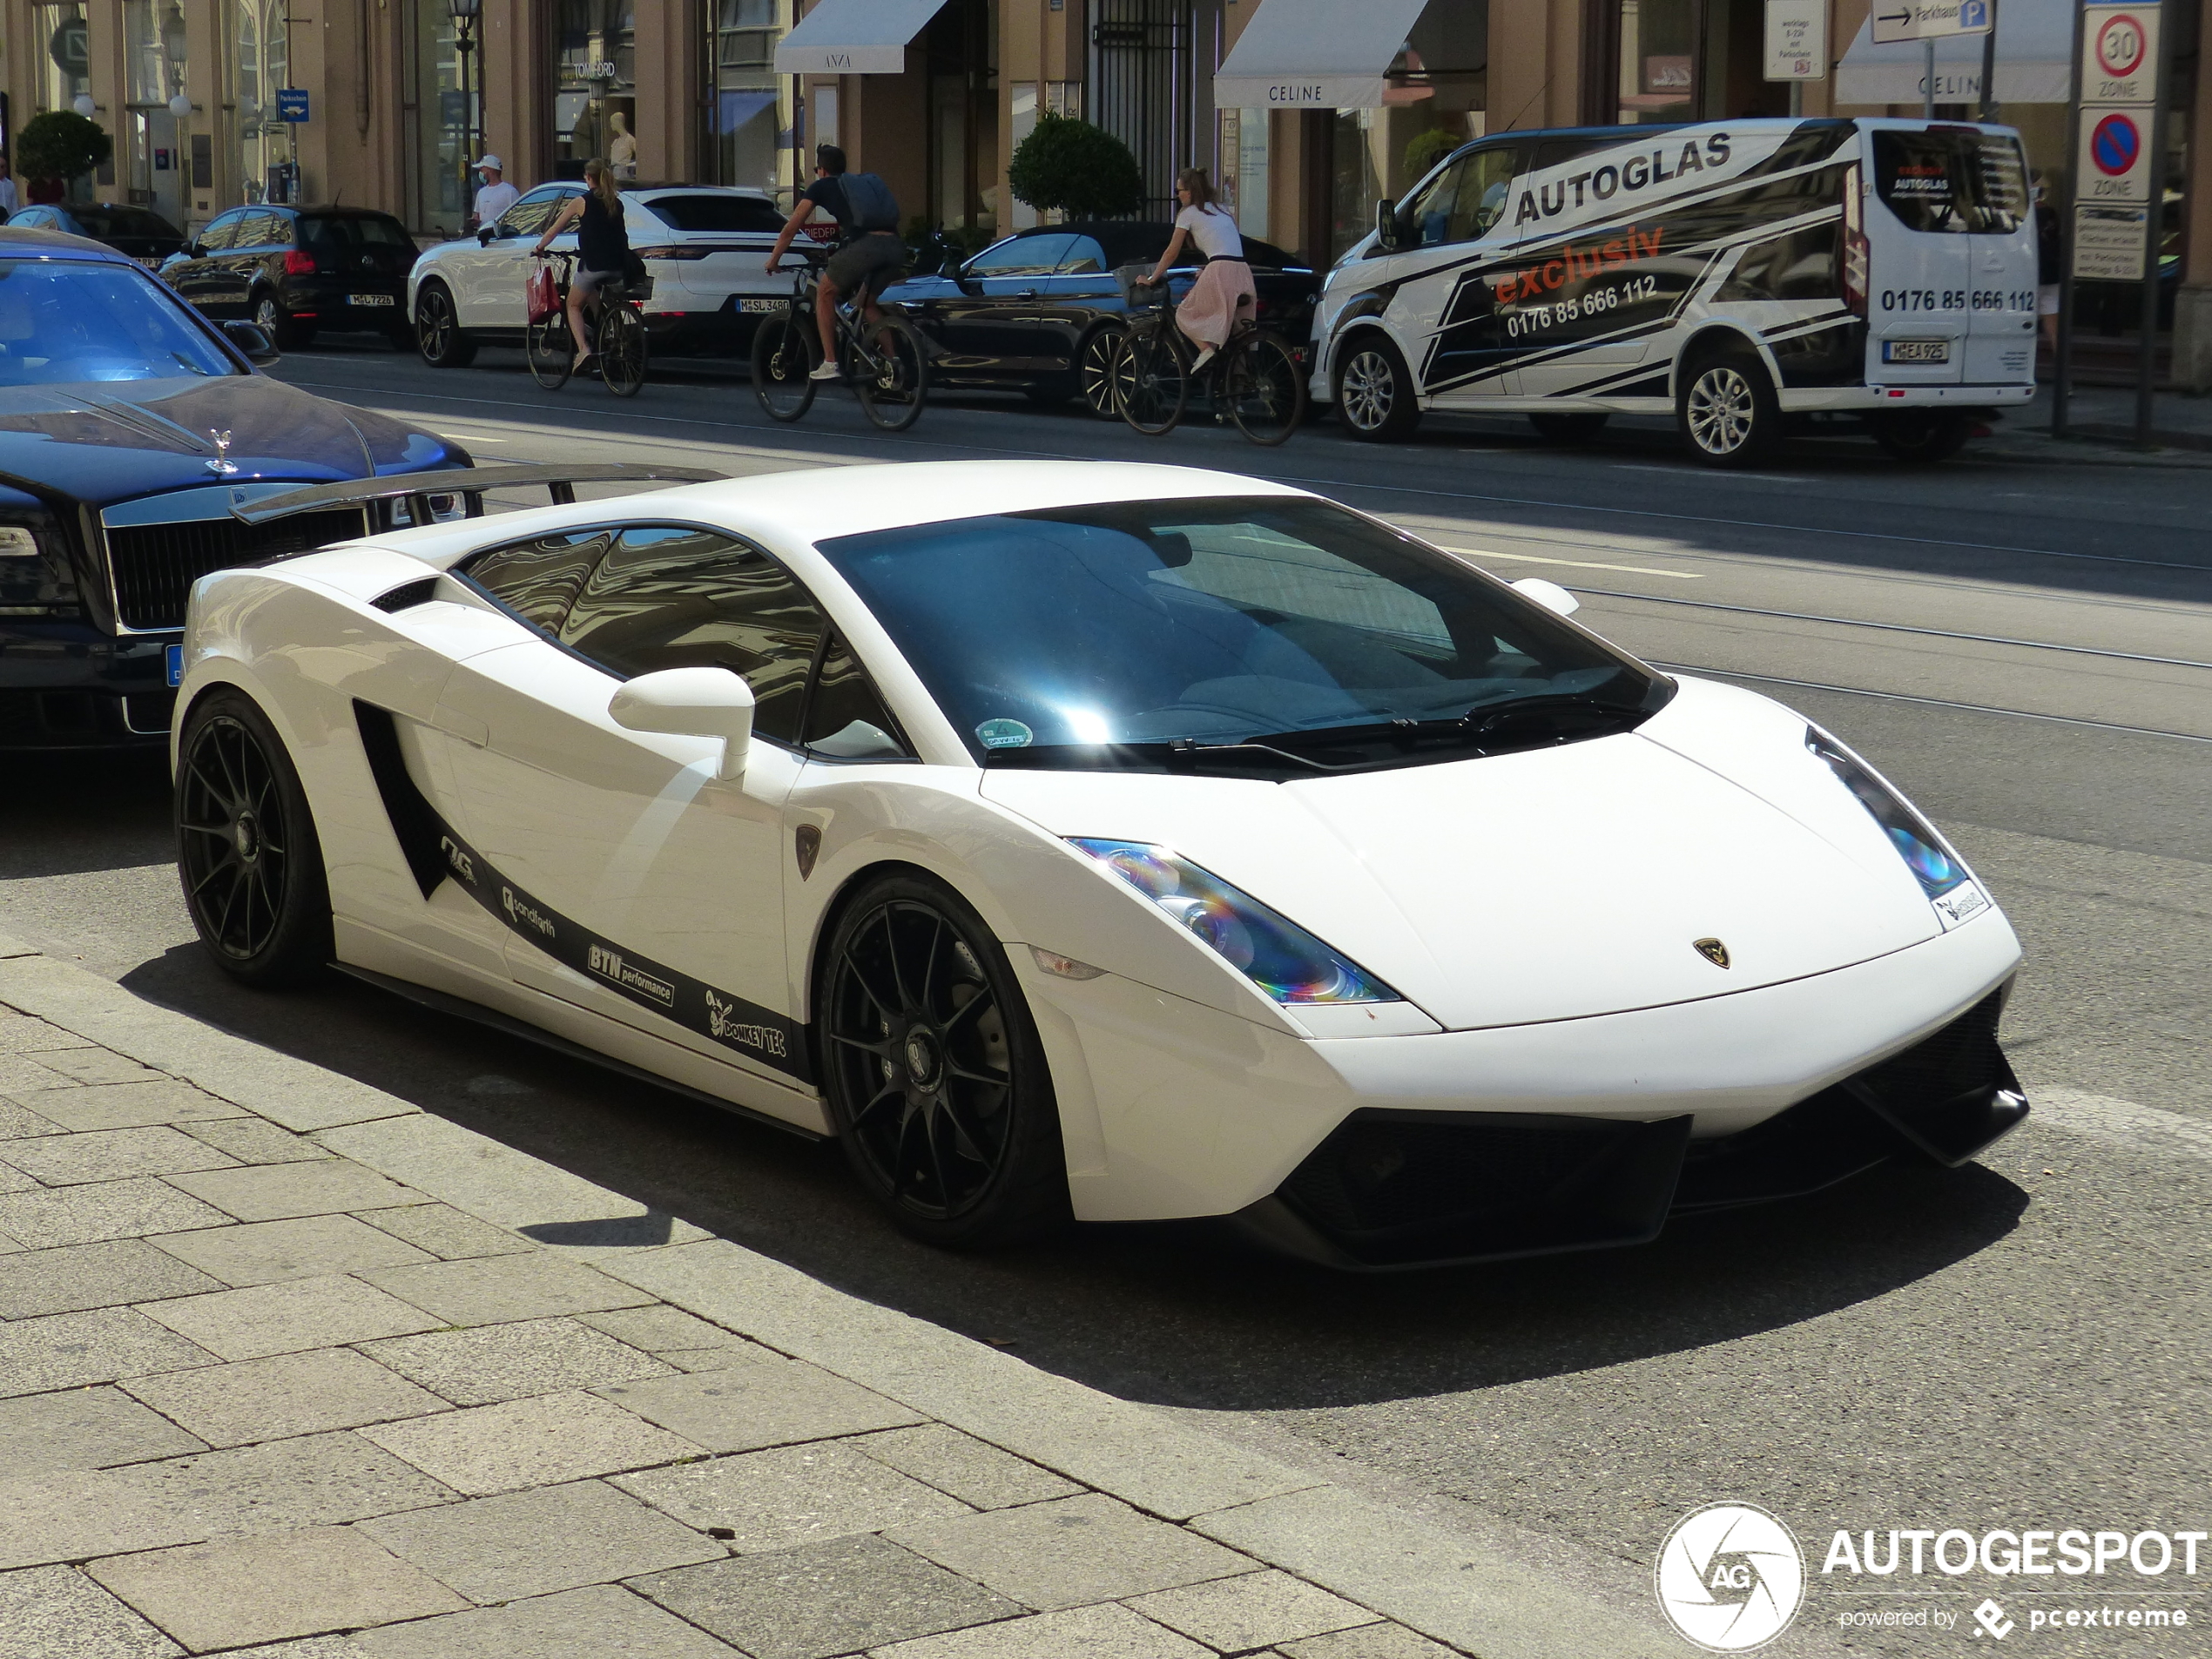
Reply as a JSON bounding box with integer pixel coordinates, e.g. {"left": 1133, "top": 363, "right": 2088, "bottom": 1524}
{"left": 450, "top": 0, "right": 481, "bottom": 225}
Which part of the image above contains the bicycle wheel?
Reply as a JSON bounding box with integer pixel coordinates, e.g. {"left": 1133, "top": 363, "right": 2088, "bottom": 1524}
{"left": 751, "top": 314, "right": 818, "bottom": 421}
{"left": 1224, "top": 330, "right": 1306, "bottom": 447}
{"left": 525, "top": 312, "right": 573, "bottom": 389}
{"left": 598, "top": 304, "right": 648, "bottom": 398}
{"left": 854, "top": 315, "right": 928, "bottom": 432}
{"left": 1115, "top": 323, "right": 1187, "bottom": 436}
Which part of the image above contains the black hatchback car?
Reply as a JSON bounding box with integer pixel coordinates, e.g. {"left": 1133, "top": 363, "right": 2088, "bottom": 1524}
{"left": 163, "top": 206, "right": 418, "bottom": 349}
{"left": 883, "top": 222, "right": 1318, "bottom": 415}
{"left": 0, "top": 225, "right": 469, "bottom": 749}
{"left": 3, "top": 202, "right": 186, "bottom": 266}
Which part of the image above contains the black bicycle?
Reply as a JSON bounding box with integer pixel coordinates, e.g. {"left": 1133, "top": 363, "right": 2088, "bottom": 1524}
{"left": 1109, "top": 264, "right": 1305, "bottom": 446}
{"left": 526, "top": 251, "right": 649, "bottom": 399}
{"left": 751, "top": 245, "right": 928, "bottom": 432}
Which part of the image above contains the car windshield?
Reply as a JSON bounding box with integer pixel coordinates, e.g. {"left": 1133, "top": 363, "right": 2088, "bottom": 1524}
{"left": 819, "top": 497, "right": 1667, "bottom": 768}
{"left": 639, "top": 194, "right": 785, "bottom": 233}
{"left": 0, "top": 259, "right": 235, "bottom": 385}
{"left": 301, "top": 214, "right": 414, "bottom": 247}
{"left": 68, "top": 206, "right": 181, "bottom": 240}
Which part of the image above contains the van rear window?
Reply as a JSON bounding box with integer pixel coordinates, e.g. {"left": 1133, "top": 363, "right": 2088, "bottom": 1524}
{"left": 1872, "top": 130, "right": 2029, "bottom": 234}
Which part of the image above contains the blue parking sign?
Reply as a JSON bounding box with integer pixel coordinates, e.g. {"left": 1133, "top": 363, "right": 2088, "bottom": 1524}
{"left": 1959, "top": 0, "right": 1988, "bottom": 27}
{"left": 277, "top": 88, "right": 310, "bottom": 123}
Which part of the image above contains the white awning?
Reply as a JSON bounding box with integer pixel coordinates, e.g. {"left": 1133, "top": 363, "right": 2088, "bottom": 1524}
{"left": 1213, "top": 0, "right": 1435, "bottom": 109}
{"left": 773, "top": 0, "right": 949, "bottom": 75}
{"left": 1836, "top": 0, "right": 2073, "bottom": 105}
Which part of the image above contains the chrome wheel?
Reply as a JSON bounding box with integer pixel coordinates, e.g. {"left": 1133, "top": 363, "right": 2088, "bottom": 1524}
{"left": 253, "top": 294, "right": 280, "bottom": 334}
{"left": 1339, "top": 347, "right": 1397, "bottom": 433}
{"left": 1685, "top": 364, "right": 1757, "bottom": 456}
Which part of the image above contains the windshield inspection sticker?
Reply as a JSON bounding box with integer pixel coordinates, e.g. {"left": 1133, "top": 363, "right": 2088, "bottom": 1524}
{"left": 976, "top": 718, "right": 1034, "bottom": 750}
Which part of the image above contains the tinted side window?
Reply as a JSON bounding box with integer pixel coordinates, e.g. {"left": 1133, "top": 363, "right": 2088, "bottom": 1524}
{"left": 198, "top": 212, "right": 244, "bottom": 252}
{"left": 239, "top": 211, "right": 290, "bottom": 249}
{"left": 560, "top": 526, "right": 825, "bottom": 745}
{"left": 639, "top": 194, "right": 786, "bottom": 233}
{"left": 803, "top": 635, "right": 909, "bottom": 759}
{"left": 457, "top": 529, "right": 611, "bottom": 631}
{"left": 500, "top": 189, "right": 572, "bottom": 239}
{"left": 1058, "top": 236, "right": 1109, "bottom": 274}
{"left": 1402, "top": 147, "right": 1518, "bottom": 246}
{"left": 968, "top": 233, "right": 1074, "bottom": 277}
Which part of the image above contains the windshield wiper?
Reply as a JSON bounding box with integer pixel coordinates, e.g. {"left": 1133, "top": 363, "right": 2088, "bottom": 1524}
{"left": 1245, "top": 694, "right": 1647, "bottom": 754}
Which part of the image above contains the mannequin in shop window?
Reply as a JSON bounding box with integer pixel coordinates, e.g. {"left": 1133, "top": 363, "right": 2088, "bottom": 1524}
{"left": 608, "top": 112, "right": 637, "bottom": 180}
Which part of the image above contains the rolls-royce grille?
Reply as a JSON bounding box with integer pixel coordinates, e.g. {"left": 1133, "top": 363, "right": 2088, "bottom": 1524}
{"left": 107, "top": 508, "right": 368, "bottom": 630}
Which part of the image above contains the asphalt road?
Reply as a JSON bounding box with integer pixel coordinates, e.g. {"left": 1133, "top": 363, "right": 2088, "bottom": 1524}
{"left": 6, "top": 341, "right": 2208, "bottom": 1656}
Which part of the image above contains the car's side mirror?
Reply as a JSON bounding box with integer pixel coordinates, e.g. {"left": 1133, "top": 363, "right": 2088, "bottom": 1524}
{"left": 185, "top": 240, "right": 205, "bottom": 258}
{"left": 1511, "top": 577, "right": 1580, "bottom": 617}
{"left": 478, "top": 225, "right": 500, "bottom": 245}
{"left": 1373, "top": 197, "right": 1400, "bottom": 252}
{"left": 609, "top": 666, "right": 756, "bottom": 779}
{"left": 220, "top": 320, "right": 281, "bottom": 364}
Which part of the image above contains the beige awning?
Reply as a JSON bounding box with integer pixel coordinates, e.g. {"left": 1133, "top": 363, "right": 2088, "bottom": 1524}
{"left": 774, "top": 0, "right": 951, "bottom": 75}
{"left": 1214, "top": 0, "right": 1435, "bottom": 110}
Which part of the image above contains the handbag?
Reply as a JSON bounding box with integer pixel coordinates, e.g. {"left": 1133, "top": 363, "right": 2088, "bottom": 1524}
{"left": 525, "top": 260, "right": 560, "bottom": 324}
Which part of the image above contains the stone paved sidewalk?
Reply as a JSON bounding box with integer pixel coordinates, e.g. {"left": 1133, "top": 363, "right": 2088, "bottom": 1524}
{"left": 0, "top": 933, "right": 1678, "bottom": 1659}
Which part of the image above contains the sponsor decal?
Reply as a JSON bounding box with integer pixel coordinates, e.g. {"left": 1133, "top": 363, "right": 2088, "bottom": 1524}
{"left": 1932, "top": 881, "right": 1990, "bottom": 926}
{"left": 1493, "top": 226, "right": 1668, "bottom": 307}
{"left": 588, "top": 942, "right": 677, "bottom": 1008}
{"left": 501, "top": 887, "right": 556, "bottom": 939}
{"left": 437, "top": 835, "right": 475, "bottom": 887}
{"left": 705, "top": 988, "right": 788, "bottom": 1059}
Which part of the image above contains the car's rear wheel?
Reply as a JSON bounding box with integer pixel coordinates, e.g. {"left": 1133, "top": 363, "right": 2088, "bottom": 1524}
{"left": 253, "top": 290, "right": 310, "bottom": 352}
{"left": 1677, "top": 343, "right": 1780, "bottom": 467}
{"left": 819, "top": 873, "right": 1068, "bottom": 1249}
{"left": 1867, "top": 408, "right": 1971, "bottom": 463}
{"left": 1077, "top": 325, "right": 1126, "bottom": 418}
{"left": 415, "top": 282, "right": 476, "bottom": 368}
{"left": 176, "top": 689, "right": 332, "bottom": 988}
{"left": 1333, "top": 333, "right": 1420, "bottom": 442}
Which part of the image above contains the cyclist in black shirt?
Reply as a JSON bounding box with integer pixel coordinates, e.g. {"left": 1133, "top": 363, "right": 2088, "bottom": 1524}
{"left": 534, "top": 158, "right": 631, "bottom": 373}
{"left": 766, "top": 145, "right": 907, "bottom": 382}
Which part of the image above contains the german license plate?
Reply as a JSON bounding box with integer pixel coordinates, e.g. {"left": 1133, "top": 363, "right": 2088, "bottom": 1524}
{"left": 738, "top": 298, "right": 782, "bottom": 314}
{"left": 1883, "top": 338, "right": 1950, "bottom": 363}
{"left": 165, "top": 644, "right": 185, "bottom": 688}
{"left": 349, "top": 293, "right": 395, "bottom": 307}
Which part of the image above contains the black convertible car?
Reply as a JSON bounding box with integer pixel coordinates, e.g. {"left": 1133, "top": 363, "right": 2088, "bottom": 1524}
{"left": 883, "top": 222, "right": 1320, "bottom": 415}
{"left": 0, "top": 226, "right": 469, "bottom": 748}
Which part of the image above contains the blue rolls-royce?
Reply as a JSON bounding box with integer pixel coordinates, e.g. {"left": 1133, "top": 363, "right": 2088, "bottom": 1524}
{"left": 0, "top": 223, "right": 470, "bottom": 748}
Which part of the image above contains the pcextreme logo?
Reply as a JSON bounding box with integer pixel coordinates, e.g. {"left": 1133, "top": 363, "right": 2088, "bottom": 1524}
{"left": 1656, "top": 1503, "right": 1806, "bottom": 1652}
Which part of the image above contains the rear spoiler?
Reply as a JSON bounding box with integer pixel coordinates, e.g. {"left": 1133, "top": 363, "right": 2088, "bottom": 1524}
{"left": 228, "top": 462, "right": 726, "bottom": 529}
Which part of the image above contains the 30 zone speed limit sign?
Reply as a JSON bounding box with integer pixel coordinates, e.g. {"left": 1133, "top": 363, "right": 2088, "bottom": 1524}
{"left": 2082, "top": 5, "right": 2159, "bottom": 104}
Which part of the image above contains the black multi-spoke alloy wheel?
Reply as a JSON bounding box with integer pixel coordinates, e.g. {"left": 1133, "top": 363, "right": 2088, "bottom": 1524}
{"left": 1676, "top": 344, "right": 1780, "bottom": 468}
{"left": 1224, "top": 329, "right": 1306, "bottom": 446}
{"left": 175, "top": 690, "right": 333, "bottom": 987}
{"left": 1528, "top": 411, "right": 1609, "bottom": 444}
{"left": 599, "top": 303, "right": 648, "bottom": 398}
{"left": 1114, "top": 324, "right": 1187, "bottom": 435}
{"left": 1077, "top": 325, "right": 1126, "bottom": 418}
{"left": 1867, "top": 408, "right": 1970, "bottom": 463}
{"left": 415, "top": 282, "right": 476, "bottom": 368}
{"left": 1332, "top": 332, "right": 1420, "bottom": 442}
{"left": 751, "top": 314, "right": 818, "bottom": 421}
{"left": 820, "top": 874, "right": 1068, "bottom": 1248}
{"left": 854, "top": 315, "right": 927, "bottom": 432}
{"left": 526, "top": 312, "right": 574, "bottom": 388}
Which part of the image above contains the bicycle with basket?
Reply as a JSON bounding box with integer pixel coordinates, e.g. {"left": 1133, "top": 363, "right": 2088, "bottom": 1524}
{"left": 749, "top": 243, "right": 929, "bottom": 433}
{"left": 525, "top": 249, "right": 650, "bottom": 398}
{"left": 1108, "top": 262, "right": 1305, "bottom": 446}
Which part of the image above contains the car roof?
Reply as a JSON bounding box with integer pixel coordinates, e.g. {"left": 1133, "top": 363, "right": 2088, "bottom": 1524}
{"left": 0, "top": 224, "right": 132, "bottom": 261}
{"left": 628, "top": 184, "right": 774, "bottom": 199}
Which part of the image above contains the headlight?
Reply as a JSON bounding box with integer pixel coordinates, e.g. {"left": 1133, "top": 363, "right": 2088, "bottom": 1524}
{"left": 0, "top": 519, "right": 79, "bottom": 617}
{"left": 1806, "top": 728, "right": 1987, "bottom": 922}
{"left": 1069, "top": 839, "right": 1399, "bottom": 1005}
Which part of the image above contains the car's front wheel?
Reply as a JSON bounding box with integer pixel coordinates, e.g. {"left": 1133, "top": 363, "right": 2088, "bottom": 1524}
{"left": 819, "top": 872, "right": 1069, "bottom": 1249}
{"left": 1077, "top": 325, "right": 1126, "bottom": 419}
{"left": 1333, "top": 333, "right": 1420, "bottom": 442}
{"left": 415, "top": 282, "right": 477, "bottom": 368}
{"left": 175, "top": 688, "right": 333, "bottom": 988}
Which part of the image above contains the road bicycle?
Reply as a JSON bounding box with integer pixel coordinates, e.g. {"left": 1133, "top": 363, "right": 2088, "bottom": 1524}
{"left": 1109, "top": 266, "right": 1305, "bottom": 446}
{"left": 750, "top": 245, "right": 928, "bottom": 433}
{"left": 525, "top": 251, "right": 649, "bottom": 399}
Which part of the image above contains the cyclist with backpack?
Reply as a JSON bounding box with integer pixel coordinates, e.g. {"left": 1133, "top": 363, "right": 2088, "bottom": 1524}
{"left": 766, "top": 145, "right": 907, "bottom": 382}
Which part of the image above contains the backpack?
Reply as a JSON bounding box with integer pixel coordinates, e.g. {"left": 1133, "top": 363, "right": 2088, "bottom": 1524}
{"left": 840, "top": 172, "right": 900, "bottom": 234}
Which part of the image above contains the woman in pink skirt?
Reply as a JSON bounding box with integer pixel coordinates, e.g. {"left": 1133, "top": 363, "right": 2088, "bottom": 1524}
{"left": 1141, "top": 167, "right": 1255, "bottom": 373}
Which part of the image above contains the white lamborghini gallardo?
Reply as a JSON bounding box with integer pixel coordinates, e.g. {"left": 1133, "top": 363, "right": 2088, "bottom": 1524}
{"left": 171, "top": 460, "right": 2027, "bottom": 1266}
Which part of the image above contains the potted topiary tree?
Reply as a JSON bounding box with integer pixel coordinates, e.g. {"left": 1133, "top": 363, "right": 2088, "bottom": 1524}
{"left": 17, "top": 111, "right": 113, "bottom": 205}
{"left": 1008, "top": 112, "right": 1144, "bottom": 222}
{"left": 1402, "top": 127, "right": 1461, "bottom": 185}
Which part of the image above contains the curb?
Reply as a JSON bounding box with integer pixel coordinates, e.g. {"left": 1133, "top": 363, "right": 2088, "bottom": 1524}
{"left": 0, "top": 929, "right": 1685, "bottom": 1659}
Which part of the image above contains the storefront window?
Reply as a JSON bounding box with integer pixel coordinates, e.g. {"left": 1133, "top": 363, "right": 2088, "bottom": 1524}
{"left": 36, "top": 2, "right": 91, "bottom": 114}
{"left": 923, "top": 0, "right": 997, "bottom": 237}
{"left": 403, "top": 0, "right": 467, "bottom": 232}
{"left": 1222, "top": 109, "right": 1270, "bottom": 243}
{"left": 555, "top": 0, "right": 636, "bottom": 180}
{"left": 1329, "top": 109, "right": 1384, "bottom": 262}
{"left": 230, "top": 0, "right": 290, "bottom": 204}
{"left": 124, "top": 0, "right": 188, "bottom": 222}
{"left": 711, "top": 0, "right": 783, "bottom": 195}
{"left": 1618, "top": 0, "right": 1697, "bottom": 124}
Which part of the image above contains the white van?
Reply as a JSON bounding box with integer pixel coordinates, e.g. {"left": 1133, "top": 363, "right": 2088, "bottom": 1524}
{"left": 1311, "top": 118, "right": 2039, "bottom": 465}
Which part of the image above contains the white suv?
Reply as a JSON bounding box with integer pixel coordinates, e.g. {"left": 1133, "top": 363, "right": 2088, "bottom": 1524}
{"left": 408, "top": 184, "right": 791, "bottom": 366}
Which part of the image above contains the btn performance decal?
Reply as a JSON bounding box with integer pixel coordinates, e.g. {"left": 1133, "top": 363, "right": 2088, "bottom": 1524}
{"left": 354, "top": 701, "right": 810, "bottom": 1083}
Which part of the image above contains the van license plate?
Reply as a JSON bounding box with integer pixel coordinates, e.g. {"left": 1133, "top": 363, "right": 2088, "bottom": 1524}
{"left": 349, "top": 293, "right": 395, "bottom": 306}
{"left": 1883, "top": 339, "right": 1950, "bottom": 363}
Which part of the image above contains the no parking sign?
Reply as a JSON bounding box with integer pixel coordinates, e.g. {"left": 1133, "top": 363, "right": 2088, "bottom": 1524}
{"left": 2075, "top": 106, "right": 2152, "bottom": 202}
